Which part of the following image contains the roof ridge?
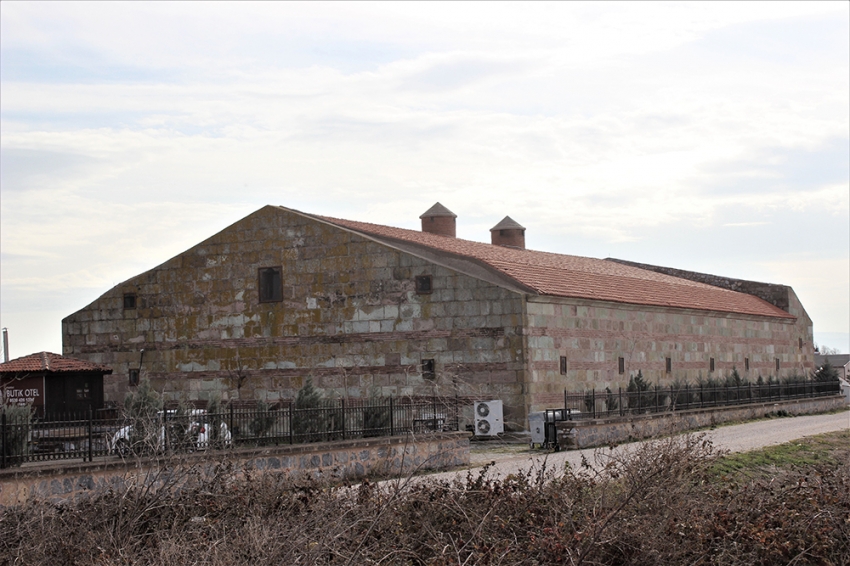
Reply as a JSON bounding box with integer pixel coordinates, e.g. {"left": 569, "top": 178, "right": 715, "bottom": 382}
{"left": 0, "top": 352, "right": 112, "bottom": 374}
{"left": 313, "top": 212, "right": 795, "bottom": 320}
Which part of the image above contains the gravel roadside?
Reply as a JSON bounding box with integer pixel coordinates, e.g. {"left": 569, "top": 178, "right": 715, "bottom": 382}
{"left": 424, "top": 409, "right": 850, "bottom": 483}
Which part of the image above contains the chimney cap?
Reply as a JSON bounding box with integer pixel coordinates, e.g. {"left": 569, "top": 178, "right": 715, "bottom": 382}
{"left": 419, "top": 202, "right": 457, "bottom": 219}
{"left": 490, "top": 216, "right": 525, "bottom": 232}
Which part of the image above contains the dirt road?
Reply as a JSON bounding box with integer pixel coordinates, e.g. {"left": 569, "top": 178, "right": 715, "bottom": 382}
{"left": 426, "top": 410, "right": 850, "bottom": 483}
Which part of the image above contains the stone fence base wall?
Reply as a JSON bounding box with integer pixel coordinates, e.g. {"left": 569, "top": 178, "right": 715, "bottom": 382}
{"left": 555, "top": 396, "right": 846, "bottom": 449}
{"left": 0, "top": 431, "right": 470, "bottom": 506}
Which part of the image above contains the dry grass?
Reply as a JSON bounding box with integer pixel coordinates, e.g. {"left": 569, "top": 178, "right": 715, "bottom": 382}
{"left": 1, "top": 432, "right": 848, "bottom": 565}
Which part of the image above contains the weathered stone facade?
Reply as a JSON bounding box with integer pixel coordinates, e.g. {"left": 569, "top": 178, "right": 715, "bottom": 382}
{"left": 63, "top": 205, "right": 814, "bottom": 431}
{"left": 526, "top": 293, "right": 813, "bottom": 408}
{"left": 63, "top": 207, "right": 528, "bottom": 425}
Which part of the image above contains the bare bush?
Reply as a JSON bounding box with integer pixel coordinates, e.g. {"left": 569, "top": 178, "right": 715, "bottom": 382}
{"left": 2, "top": 433, "right": 848, "bottom": 565}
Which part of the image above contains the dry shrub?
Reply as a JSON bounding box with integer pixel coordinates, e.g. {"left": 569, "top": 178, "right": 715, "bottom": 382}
{"left": 1, "top": 433, "right": 848, "bottom": 565}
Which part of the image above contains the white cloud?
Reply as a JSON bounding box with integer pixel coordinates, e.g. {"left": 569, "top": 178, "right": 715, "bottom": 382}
{"left": 1, "top": 1, "right": 848, "bottom": 357}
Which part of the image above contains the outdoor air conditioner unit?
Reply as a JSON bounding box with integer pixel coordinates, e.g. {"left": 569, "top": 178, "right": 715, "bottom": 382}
{"left": 473, "top": 400, "right": 504, "bottom": 437}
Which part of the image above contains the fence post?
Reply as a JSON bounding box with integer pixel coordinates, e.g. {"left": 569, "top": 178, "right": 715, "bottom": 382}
{"left": 229, "top": 403, "right": 234, "bottom": 444}
{"left": 432, "top": 395, "right": 438, "bottom": 432}
{"left": 655, "top": 386, "right": 659, "bottom": 413}
{"left": 289, "top": 402, "right": 293, "bottom": 445}
{"left": 88, "top": 406, "right": 93, "bottom": 462}
{"left": 619, "top": 387, "right": 623, "bottom": 417}
{"left": 699, "top": 384, "right": 703, "bottom": 408}
{"left": 564, "top": 388, "right": 567, "bottom": 418}
{"left": 389, "top": 397, "right": 394, "bottom": 436}
{"left": 1, "top": 411, "right": 6, "bottom": 469}
{"left": 592, "top": 388, "right": 596, "bottom": 419}
{"left": 341, "top": 398, "right": 346, "bottom": 441}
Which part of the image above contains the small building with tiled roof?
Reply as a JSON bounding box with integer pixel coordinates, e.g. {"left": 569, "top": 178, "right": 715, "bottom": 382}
{"left": 62, "top": 204, "right": 814, "bottom": 430}
{"left": 0, "top": 352, "right": 111, "bottom": 416}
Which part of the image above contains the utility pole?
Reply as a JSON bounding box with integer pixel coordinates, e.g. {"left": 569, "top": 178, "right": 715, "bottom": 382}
{"left": 2, "top": 328, "right": 8, "bottom": 363}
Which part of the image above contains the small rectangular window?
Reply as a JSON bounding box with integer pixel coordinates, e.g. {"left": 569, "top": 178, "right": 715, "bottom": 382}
{"left": 710, "top": 358, "right": 715, "bottom": 372}
{"left": 123, "top": 293, "right": 137, "bottom": 310}
{"left": 560, "top": 356, "right": 568, "bottom": 375}
{"left": 798, "top": 337, "right": 803, "bottom": 350}
{"left": 421, "top": 358, "right": 435, "bottom": 379}
{"left": 258, "top": 267, "right": 283, "bottom": 302}
{"left": 129, "top": 369, "right": 140, "bottom": 386}
{"left": 775, "top": 358, "right": 780, "bottom": 372}
{"left": 618, "top": 357, "right": 625, "bottom": 374}
{"left": 665, "top": 357, "right": 672, "bottom": 374}
{"left": 76, "top": 383, "right": 91, "bottom": 400}
{"left": 745, "top": 357, "right": 750, "bottom": 371}
{"left": 415, "top": 275, "right": 432, "bottom": 294}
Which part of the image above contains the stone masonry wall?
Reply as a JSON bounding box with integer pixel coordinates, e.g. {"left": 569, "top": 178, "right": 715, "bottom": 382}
{"left": 0, "top": 431, "right": 470, "bottom": 506}
{"left": 525, "top": 295, "right": 814, "bottom": 412}
{"left": 62, "top": 207, "right": 527, "bottom": 426}
{"left": 554, "top": 396, "right": 845, "bottom": 449}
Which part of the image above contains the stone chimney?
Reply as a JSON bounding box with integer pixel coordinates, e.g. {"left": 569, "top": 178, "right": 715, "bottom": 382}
{"left": 420, "top": 202, "right": 457, "bottom": 237}
{"left": 490, "top": 216, "right": 526, "bottom": 249}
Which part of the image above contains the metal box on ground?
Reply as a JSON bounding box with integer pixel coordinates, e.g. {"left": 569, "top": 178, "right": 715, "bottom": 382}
{"left": 473, "top": 400, "right": 504, "bottom": 437}
{"left": 528, "top": 411, "right": 545, "bottom": 447}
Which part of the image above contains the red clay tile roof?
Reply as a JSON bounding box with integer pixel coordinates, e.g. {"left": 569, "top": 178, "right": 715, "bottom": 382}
{"left": 0, "top": 352, "right": 112, "bottom": 374}
{"left": 318, "top": 215, "right": 794, "bottom": 320}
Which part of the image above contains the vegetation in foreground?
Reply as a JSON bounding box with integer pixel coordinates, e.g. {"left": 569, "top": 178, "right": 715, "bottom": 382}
{"left": 1, "top": 431, "right": 848, "bottom": 565}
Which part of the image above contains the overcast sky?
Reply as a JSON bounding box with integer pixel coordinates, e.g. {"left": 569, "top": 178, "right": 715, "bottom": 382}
{"left": 1, "top": 1, "right": 848, "bottom": 359}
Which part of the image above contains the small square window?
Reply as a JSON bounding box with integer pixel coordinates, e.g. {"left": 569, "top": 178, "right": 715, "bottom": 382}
{"left": 560, "top": 356, "right": 568, "bottom": 375}
{"left": 129, "top": 369, "right": 140, "bottom": 387}
{"left": 123, "top": 293, "right": 137, "bottom": 310}
{"left": 745, "top": 357, "right": 750, "bottom": 371}
{"left": 415, "top": 275, "right": 432, "bottom": 294}
{"left": 710, "top": 358, "right": 715, "bottom": 372}
{"left": 618, "top": 357, "right": 625, "bottom": 374}
{"left": 421, "top": 358, "right": 435, "bottom": 379}
{"left": 259, "top": 267, "right": 283, "bottom": 303}
{"left": 665, "top": 357, "right": 672, "bottom": 374}
{"left": 775, "top": 358, "right": 780, "bottom": 373}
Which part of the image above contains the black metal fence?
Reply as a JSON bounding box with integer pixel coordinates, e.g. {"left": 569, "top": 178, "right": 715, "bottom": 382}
{"left": 561, "top": 379, "right": 842, "bottom": 420}
{"left": 1, "top": 380, "right": 843, "bottom": 467}
{"left": 0, "top": 396, "right": 462, "bottom": 468}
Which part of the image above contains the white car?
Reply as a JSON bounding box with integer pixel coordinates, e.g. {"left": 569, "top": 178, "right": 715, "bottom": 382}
{"left": 110, "top": 410, "right": 231, "bottom": 456}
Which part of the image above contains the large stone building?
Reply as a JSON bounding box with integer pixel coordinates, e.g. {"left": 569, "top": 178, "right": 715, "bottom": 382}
{"left": 62, "top": 204, "right": 814, "bottom": 430}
